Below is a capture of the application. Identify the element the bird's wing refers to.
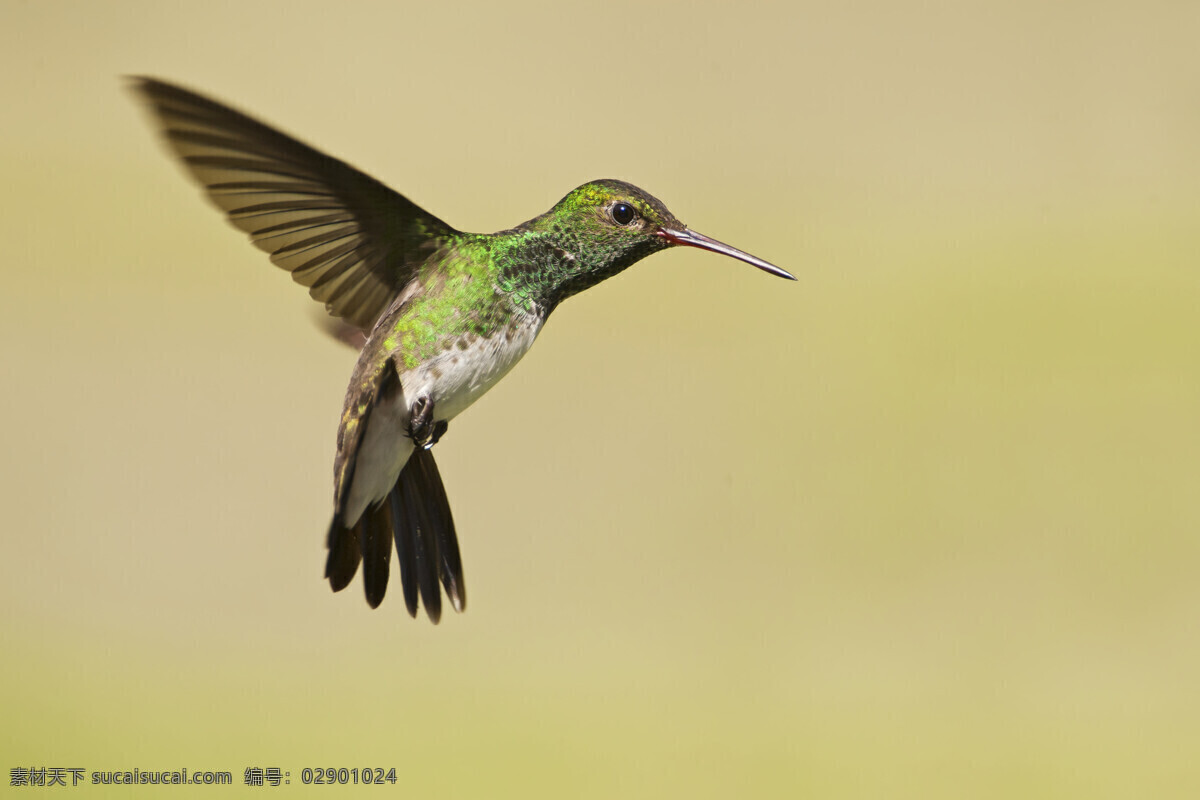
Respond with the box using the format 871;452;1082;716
131;77;459;331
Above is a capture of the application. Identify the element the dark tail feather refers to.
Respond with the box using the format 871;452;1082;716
400;462;442;623
326;446;465;622
324;515;361;592
360;499;393;608
411;448;465;612
388;487;419;618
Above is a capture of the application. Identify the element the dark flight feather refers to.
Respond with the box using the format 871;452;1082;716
388;488;420;618
400;462;443;623
360;499;393;609
411;448;465;612
324;517;361;593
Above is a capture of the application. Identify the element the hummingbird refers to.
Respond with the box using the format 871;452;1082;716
132;77;795;622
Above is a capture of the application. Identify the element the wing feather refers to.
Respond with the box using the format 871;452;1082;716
132;77;460;330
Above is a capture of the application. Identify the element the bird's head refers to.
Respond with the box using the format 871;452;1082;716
511;179;793;309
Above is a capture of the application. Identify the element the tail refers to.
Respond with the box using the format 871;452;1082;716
324;448;465;622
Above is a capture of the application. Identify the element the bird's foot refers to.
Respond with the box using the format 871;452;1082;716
409;396;448;450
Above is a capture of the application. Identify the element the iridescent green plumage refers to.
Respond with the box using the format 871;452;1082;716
133;77;794;622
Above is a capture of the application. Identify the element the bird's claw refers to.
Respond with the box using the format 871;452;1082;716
409;396;447;450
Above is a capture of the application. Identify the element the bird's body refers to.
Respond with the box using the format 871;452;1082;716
334;239;545;528
133;78;794;622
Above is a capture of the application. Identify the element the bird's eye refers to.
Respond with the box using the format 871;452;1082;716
611;202;636;225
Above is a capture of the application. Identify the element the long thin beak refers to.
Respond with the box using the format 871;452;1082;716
657;227;796;281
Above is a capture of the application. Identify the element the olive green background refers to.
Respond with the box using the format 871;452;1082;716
3;1;1198;797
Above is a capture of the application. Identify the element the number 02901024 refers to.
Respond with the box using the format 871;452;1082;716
301;767;397;785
